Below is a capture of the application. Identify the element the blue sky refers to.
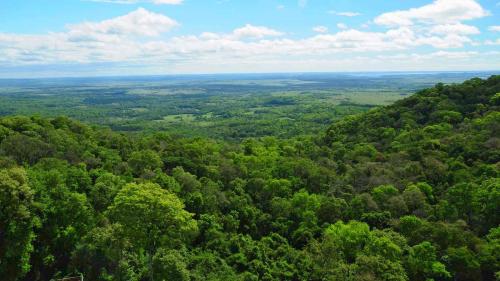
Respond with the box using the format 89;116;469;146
0;0;499;77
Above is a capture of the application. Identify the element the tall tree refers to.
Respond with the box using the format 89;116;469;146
0;168;37;281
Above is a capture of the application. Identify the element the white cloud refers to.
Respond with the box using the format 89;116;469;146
485;39;500;45
87;0;183;4
67;8;178;38
337;23;348;30
232;24;284;39
379;50;478;60
374;0;489;26
277;5;285;10
423;50;478;59
489;26;500;32
429;23;480;35
370;0;485;50
415;34;472;48
312;26;328;33
0;3;497;76
0;19;481;68
328;11;361;17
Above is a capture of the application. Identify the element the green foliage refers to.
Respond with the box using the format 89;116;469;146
0;76;498;280
108;182;198;250
323;221;372;262
407;241;451;280
0;168;37;281
311;221;408;280
152;249;190;281
127;150;162;177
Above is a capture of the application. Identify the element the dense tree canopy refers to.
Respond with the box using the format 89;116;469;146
0;76;499;280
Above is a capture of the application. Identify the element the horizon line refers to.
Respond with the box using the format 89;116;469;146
0;70;498;81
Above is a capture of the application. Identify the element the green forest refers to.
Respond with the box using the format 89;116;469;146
0;73;474;139
1;76;499;281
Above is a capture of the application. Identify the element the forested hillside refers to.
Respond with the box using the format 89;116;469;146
1;76;499;281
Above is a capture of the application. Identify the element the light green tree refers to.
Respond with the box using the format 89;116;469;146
108;182;198;249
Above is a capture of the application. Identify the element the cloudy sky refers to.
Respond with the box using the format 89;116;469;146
0;0;499;78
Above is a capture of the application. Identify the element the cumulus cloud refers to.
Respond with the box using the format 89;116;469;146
0;1;496;75
485;39;500;45
371;0;485;50
378;50;478;61
67;8;178;38
312;26;328;33
232;24;284;39
489;26;500;32
374;0;489;26
429;23;480;35
0;15;482;67
415;34;472;48
337;23;348;30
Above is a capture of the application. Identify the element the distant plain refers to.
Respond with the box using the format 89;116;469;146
0;72;495;139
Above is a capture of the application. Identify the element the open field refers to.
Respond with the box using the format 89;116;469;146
0;72;494;139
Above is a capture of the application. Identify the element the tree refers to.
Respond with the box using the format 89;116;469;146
471;178;499;233
172;167;202;194
478;227;500;280
0;167;37;281
127;150;162;177
312;221;408;281
71;223;144;281
349;193;379;219
444;247;481;281
447;183;475;224
407;241;451;281
26;165;95;281
354;254;408;281
402;185;428;216
0;134;52;165
323;221;371;263
153;249;190;281
107;182;198;280
108;182;198;250
372;185;399;204
89;172;125;213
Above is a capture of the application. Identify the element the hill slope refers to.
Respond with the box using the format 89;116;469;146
0;76;499;281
